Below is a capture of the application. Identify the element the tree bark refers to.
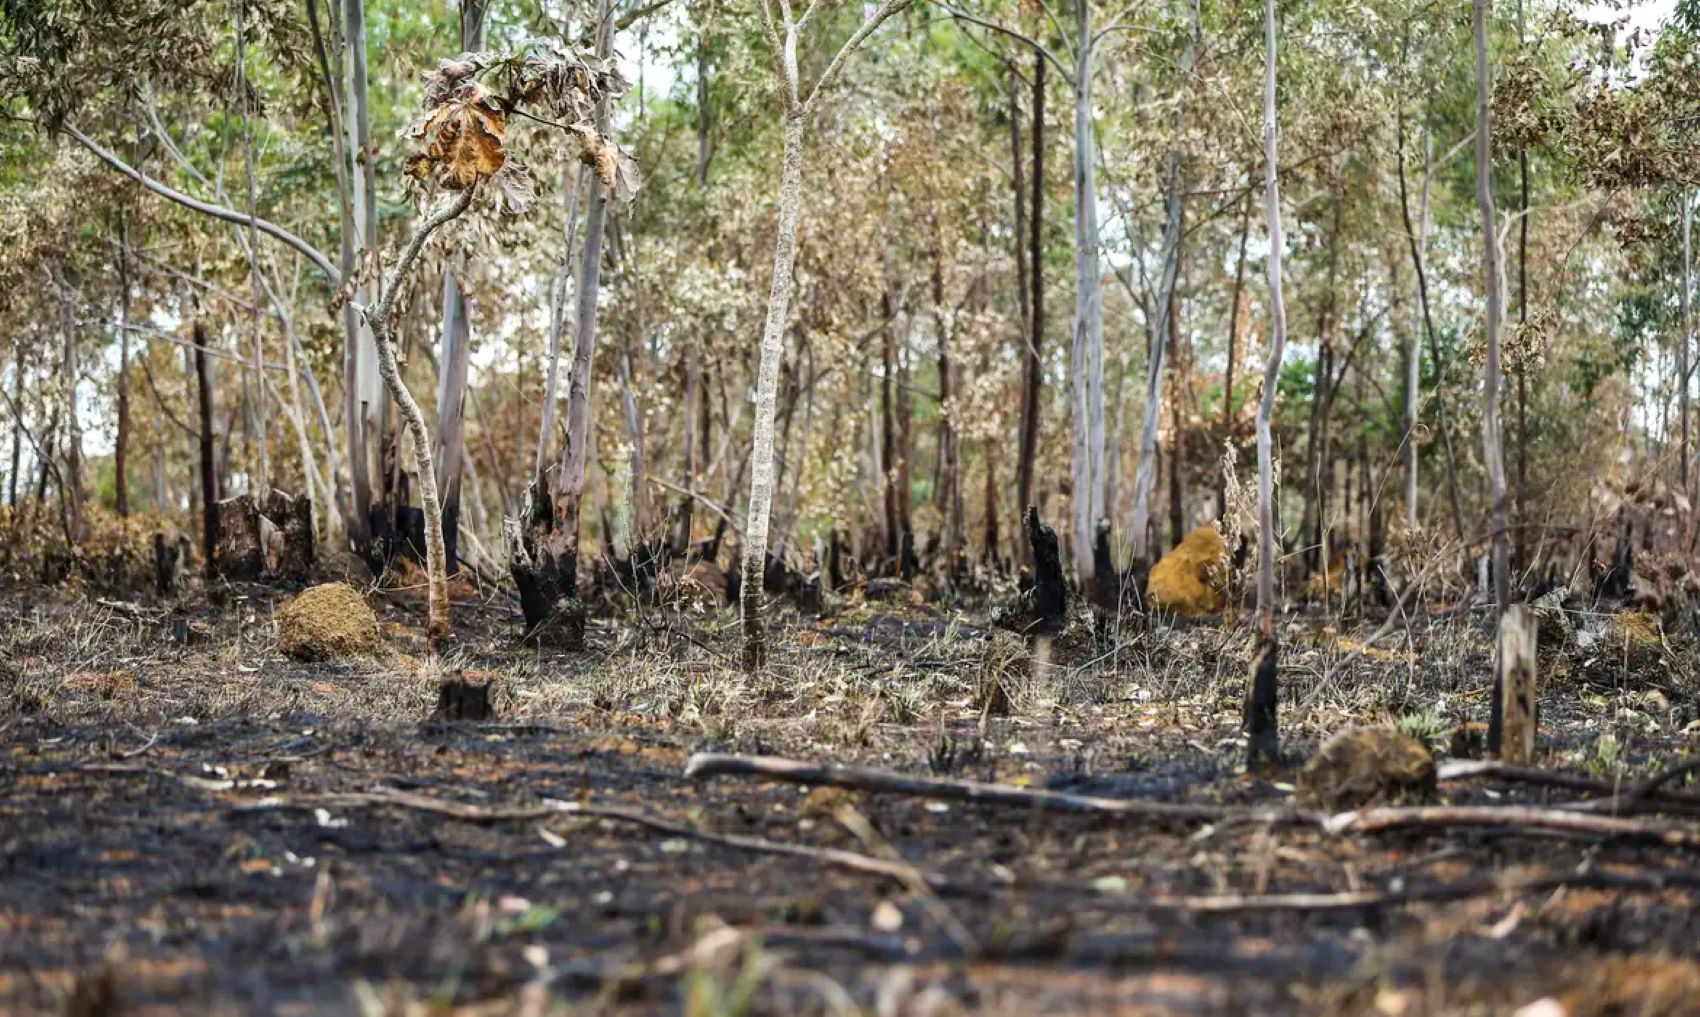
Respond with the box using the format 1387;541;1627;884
344;0;383;542
933;240;964;559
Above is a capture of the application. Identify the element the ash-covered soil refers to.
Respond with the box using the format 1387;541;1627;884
4;582;1700;1015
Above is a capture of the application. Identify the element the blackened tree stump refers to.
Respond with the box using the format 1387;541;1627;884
433;676;495;721
213;495;265;580
265;490;315;581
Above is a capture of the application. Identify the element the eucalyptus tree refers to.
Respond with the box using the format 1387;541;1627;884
739;0;915;670
1247;0;1288;770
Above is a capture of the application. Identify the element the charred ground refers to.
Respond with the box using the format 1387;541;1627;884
3;576;1700;1016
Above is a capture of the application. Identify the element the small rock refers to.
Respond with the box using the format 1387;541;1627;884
274;582;383;662
1298;726;1435;809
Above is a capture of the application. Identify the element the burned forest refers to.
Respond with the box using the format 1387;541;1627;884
6;0;1700;1013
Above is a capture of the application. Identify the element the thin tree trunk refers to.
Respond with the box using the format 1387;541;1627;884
741;111;807;667
537;167;587;481
434;0;488;573
1685;189;1694;503
1130;0;1198;570
554;0;617;605
60;290;84;543
1395;112;1468;544
366;188;477;646
237;0;269;496
115;215;132;517
307;0;357;531
1249;0;1289;769
1069;0;1105;585
344;0;382;536
1514;0;1532;565
881;289;899;561
1300;199;1342;578
1217;191;1251;521
933;240;964;559
194;323;219;575
1016;49;1045;558
1475;0;1509;618
6;348;20;507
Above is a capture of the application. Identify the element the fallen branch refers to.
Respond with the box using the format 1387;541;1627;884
685;752;1311;826
1327;804;1700;846
237;788;989;897
1439;758;1700;816
1081;867;1700;915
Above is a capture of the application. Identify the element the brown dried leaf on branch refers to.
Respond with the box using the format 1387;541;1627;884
405;92;507;190
564;122;640;203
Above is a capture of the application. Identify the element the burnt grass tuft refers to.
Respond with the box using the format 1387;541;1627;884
3;582;1700;1014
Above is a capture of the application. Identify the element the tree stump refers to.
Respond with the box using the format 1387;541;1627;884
1496;604;1539;763
993;507;1068;637
153;532;185;596
264;490;315;581
213;495;265;580
506;478;582;649
433;676;495;721
1245;635;1281;770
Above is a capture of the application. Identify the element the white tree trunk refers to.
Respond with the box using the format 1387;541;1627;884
343;0;383;505
1474;0;1509;616
1256;0;1289;639
741;111;807;669
1129;0;1199;567
1069;0;1105;585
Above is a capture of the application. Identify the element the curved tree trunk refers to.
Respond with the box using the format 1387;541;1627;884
365;187;477;646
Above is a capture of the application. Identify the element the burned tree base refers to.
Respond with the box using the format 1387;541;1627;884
521;598;587;651
264;490;315;581
506;478;582;650
211;492;316;583
432;676;496;722
153;533;188;596
213;496;265;581
993;507;1069;639
1245;635;1282;772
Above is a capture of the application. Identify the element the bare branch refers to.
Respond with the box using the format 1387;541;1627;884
62;123;339;281
928;2;1074;85
370;187;478;322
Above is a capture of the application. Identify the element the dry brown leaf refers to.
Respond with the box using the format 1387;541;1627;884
408;97;507;189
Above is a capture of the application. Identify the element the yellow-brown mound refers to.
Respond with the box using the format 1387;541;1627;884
1298;726;1435;810
1146;524;1230;616
275;582;383;662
